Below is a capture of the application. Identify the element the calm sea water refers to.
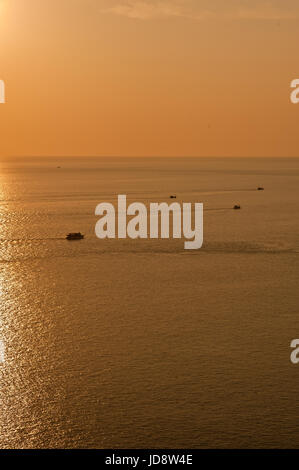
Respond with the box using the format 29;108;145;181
0;157;298;449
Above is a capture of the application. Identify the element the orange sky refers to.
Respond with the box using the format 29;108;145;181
0;0;299;157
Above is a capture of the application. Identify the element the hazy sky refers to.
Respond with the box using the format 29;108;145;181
0;0;299;157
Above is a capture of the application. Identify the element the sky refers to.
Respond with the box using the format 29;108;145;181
0;0;299;157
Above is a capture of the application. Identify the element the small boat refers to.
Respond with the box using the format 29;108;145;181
170;195;177;199
257;187;264;191
233;205;241;210
66;232;84;240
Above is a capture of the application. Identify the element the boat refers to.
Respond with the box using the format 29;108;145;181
257;187;264;191
233;205;241;210
66;232;84;240
170;195;177;199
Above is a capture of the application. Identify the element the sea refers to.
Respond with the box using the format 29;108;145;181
0;156;298;448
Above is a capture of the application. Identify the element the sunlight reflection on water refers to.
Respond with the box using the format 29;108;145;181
0;157;298;448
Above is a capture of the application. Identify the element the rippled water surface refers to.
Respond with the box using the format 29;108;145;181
0;157;298;448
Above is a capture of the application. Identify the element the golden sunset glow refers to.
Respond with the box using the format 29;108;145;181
0;0;299;157
1;1;299;453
